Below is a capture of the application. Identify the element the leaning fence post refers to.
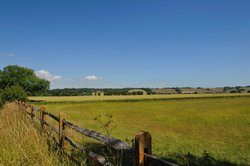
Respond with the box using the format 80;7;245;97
59;112;66;149
40;107;46;133
135;131;152;166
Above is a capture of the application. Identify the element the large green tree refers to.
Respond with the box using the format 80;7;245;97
0;65;50;95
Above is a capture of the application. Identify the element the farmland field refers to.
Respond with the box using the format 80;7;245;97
30;93;250;102
31;94;250;165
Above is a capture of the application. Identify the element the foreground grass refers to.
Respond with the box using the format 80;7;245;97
0;103;72;166
33;96;250;165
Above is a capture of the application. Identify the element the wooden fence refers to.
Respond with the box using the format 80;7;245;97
15;101;178;166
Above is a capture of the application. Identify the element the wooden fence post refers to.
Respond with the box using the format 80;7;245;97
59;112;66;149
135;131;152;166
40;107;46;132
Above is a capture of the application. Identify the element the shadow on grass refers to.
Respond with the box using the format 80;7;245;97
163;151;241;166
82;142;134;166
64;142;242;166
46;138;242;166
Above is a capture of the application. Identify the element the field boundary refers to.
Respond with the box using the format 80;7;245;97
15;100;178;166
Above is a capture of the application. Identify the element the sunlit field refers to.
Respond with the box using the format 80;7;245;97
31;94;250;165
30;93;250;102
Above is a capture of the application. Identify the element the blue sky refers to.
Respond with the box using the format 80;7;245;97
0;0;250;89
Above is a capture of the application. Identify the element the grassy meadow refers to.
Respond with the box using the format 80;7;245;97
31;94;250;165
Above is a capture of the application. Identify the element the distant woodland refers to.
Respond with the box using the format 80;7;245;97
37;86;250;96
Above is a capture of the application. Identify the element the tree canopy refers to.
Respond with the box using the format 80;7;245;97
0;65;50;95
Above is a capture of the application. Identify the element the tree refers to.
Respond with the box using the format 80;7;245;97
235;86;241;93
2;86;27;102
0;65;50;95
175;87;182;94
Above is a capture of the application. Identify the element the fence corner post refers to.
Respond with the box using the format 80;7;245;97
40;107;46;133
59;112;66;149
135;131;152;166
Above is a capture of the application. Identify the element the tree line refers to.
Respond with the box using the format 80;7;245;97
38;88;153;96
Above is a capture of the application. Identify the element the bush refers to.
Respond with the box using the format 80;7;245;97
230;90;237;93
0;91;5;107
2;86;27;102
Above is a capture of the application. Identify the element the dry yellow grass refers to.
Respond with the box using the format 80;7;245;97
0;103;73;166
29;93;250;102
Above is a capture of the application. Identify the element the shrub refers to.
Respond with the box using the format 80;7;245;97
230;90;237;93
0;91;5;107
2;86;27;102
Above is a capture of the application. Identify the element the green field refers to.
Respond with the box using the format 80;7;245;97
31;95;250;165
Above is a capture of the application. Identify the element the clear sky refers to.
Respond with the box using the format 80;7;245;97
0;0;250;89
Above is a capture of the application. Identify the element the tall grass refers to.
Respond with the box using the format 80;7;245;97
0;103;72;166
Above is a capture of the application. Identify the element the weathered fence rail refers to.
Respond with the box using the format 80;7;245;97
16;100;179;166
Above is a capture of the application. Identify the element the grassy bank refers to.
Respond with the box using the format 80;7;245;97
0;103;72;166
33;96;250;165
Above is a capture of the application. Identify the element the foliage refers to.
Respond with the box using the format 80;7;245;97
0;90;5;107
37;88;152;96
175;87;182;94
34;86;250;96
0;65;49;95
46;88;91;96
2;86;27;102
223;86;250;93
